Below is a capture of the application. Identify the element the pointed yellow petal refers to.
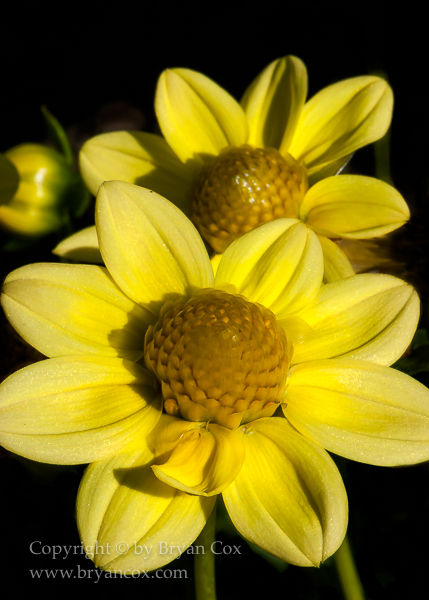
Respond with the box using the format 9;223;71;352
241;56;307;152
286;359;429;466
289;76;393;175
0;356;161;464
147;413;202;453
300;176;410;238
53;226;103;263
215;220;323;318
223;417;347;566
317;235;355;283
96;182;214;311
156;68;247;163
292;274;419;365
77;448;215;572
152;423;244;496
79;131;195;213
2;263;153;360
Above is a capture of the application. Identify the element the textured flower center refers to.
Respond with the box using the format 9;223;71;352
192;145;308;253
144;289;292;429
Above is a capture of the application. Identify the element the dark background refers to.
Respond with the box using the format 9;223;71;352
1;2;428;597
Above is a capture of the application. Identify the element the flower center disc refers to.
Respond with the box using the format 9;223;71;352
144;289;292;429
192;145;308;253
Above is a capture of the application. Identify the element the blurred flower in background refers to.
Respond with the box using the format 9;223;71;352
0;108;89;247
0;144;85;236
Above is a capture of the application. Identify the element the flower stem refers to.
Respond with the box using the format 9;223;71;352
194;503;217;600
334;534;365;600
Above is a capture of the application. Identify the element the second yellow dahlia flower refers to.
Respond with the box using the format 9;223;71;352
1;182;427;572
74;56;409;280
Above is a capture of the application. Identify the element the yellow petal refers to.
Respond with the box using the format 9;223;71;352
292;274;419;365
53;225;103;263
286;359;429;466
317;235;355;283
277;315;316;348
223;417;347;566
210;253;223;277
152;422;245;496
79;131;195;213
289;76;393;175
241;56;307;152
96;181;214;311
2;263;153;360
156;68;247;164
300;176;410;238
77;448;215;572
0;356;161;464
215;220;323;319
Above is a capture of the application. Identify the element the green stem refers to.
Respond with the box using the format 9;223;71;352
334;534;365;600
194;503;217;600
41;105;74;165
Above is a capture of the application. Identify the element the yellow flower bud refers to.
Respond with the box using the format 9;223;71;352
0;144;75;236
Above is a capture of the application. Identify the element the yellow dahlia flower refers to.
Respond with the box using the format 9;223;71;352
75;56;409;280
1;181;428;573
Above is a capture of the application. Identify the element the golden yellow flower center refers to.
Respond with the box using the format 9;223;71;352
192;145;308;253
144;289;292;430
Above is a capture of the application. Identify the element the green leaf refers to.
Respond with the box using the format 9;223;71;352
41;106;74;165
